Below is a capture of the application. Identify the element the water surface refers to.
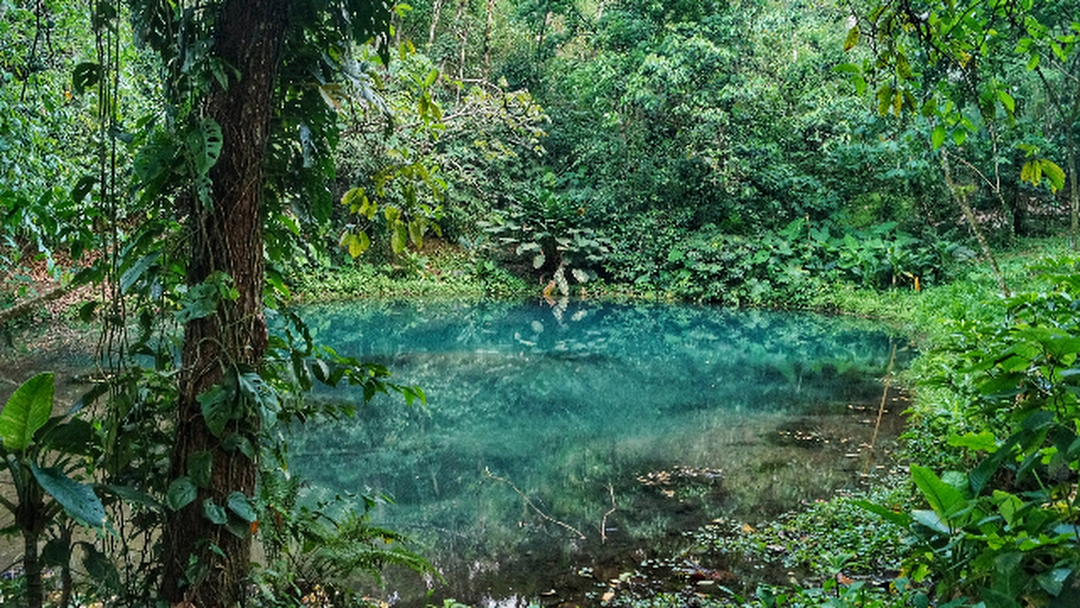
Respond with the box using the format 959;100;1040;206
286;300;906;605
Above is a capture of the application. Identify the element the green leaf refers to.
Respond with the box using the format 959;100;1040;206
953;128;967;146
896;52;912;79
192;118;223;177
72;62;102;95
948;431;998;452
1051;42;1067;62
911;509;950;534
1036;568;1072;596
911;465;967;521
203;499;227;525
996;90;1015;114
29;462;106;527
409;219;424;249
970;434;1020;496
532;253;546;269
120;251;162;295
222;433;255;459
41;537;72;568
0;372;55;451
71;175;99;205
227;492;257;522
931;125;946;150
853;499;912;526
41;418;96;455
198;383;238;437
187;450;213;488
391;222;407;254
166;477;197;511
423;68;439;88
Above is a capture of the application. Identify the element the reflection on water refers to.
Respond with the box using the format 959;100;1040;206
285;300;908;606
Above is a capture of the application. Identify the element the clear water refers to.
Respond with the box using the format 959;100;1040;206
285;300;907;605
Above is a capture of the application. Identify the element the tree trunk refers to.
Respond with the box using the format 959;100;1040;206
428;0;444;49
1070;146;1078;250
23;527;42;608
159;1;289;605
942;150;1009;297
483;0;496;76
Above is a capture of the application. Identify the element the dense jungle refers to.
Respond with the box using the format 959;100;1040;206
1;0;1080;606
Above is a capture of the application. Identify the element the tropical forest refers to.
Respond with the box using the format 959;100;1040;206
1;0;1079;606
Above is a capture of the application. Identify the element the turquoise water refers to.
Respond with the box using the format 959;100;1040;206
285;300;906;605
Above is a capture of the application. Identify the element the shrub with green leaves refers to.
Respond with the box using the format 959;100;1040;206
860;255;1080;605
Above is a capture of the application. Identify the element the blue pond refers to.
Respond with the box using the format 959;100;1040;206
285;299;908;605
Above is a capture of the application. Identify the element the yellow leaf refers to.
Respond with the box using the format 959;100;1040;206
408;218;424;249
844;26;860;51
1040;159;1065;193
392;223;407;254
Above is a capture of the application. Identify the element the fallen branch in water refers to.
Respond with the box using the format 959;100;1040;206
863;343;898;476
484;467;586;540
601;483;616;543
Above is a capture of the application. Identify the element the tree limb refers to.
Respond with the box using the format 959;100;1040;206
0;284;73;326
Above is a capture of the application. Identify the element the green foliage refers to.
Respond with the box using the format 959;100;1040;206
856;253;1080;605
480;184;610;294
644;219;951;306
0;372;106;608
250;469;433;607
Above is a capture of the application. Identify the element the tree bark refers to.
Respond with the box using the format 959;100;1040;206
1070;147;1078;250
159;1;289;605
428;0;444;49
483;0;496;76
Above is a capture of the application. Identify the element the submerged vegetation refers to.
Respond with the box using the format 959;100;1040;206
1;0;1079;606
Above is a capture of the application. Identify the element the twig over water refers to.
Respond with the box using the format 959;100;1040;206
484;467;587;540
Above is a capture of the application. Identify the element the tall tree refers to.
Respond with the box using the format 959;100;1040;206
122;1;392;605
158;1;289;604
